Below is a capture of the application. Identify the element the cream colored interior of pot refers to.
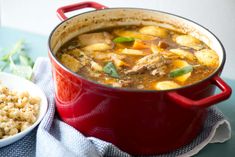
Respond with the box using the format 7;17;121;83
50;8;224;65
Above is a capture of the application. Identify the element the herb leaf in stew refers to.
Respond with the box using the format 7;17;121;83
103;62;120;78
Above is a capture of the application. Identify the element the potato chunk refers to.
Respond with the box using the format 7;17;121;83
83;43;112;52
61;54;81;72
171;60;192;82
195;49;219;67
78;32;112;47
121;48;146;56
155;81;180;90
66;48;83;59
109;54;129;68
113;30;156;40
170;49;196;61
139;26;169;38
175;35;203;50
90;61;103;72
150;44;164;54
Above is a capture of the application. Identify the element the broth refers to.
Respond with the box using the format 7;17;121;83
56;25;219;90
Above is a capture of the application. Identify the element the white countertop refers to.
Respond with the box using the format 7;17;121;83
0;0;235;80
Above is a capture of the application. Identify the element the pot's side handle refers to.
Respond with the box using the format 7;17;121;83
57;1;108;21
167;76;232;108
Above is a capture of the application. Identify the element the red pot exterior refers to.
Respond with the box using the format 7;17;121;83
49;53;217;155
49;3;232;155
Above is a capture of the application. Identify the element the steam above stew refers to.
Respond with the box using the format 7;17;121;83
57;25;219;90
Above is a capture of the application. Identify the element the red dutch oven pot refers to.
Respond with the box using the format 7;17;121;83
48;1;232;155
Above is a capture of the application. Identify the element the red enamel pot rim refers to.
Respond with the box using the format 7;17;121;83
49;7;224;92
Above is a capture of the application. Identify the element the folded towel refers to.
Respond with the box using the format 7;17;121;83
0;57;231;157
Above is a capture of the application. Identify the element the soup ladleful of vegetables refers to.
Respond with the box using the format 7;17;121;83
57;25;219;90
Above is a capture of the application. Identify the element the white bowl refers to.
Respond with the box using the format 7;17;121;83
0;72;48;148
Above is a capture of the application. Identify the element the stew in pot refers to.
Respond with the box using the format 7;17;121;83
56;25;219;90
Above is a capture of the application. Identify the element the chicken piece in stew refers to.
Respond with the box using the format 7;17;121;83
57;25;219;90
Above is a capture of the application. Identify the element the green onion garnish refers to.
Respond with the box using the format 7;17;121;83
113;37;135;43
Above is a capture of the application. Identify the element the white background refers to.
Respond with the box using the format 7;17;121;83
0;0;235;79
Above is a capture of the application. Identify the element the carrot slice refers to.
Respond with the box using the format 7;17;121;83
133;40;149;49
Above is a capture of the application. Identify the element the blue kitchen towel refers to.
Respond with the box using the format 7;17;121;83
0;57;231;157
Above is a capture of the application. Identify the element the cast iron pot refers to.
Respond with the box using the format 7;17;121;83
48;1;232;155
